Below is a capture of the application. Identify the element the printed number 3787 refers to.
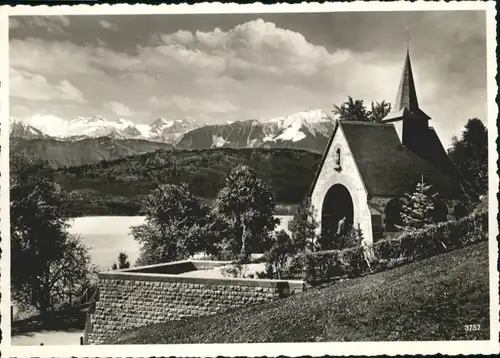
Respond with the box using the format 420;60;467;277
465;324;481;331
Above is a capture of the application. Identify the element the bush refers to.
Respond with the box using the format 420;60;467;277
316;224;363;251
373;211;487;262
263;230;296;279
294;212;487;284
290;246;368;284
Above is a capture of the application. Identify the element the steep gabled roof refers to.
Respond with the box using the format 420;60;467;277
383;50;431;122
339;121;462;198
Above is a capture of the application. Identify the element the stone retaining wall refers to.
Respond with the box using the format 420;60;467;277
86;260;305;344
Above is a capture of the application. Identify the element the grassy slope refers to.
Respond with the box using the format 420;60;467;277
112;242;489;343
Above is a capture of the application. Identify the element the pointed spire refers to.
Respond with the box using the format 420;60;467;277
382;35;431;123
394;49;420;112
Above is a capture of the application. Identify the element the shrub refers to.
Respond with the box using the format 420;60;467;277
290;246;368;284
374;211;487;262
316;223;363;251
220;262;249;278
294;212;487;284
256;262;275;279
264;230;296;279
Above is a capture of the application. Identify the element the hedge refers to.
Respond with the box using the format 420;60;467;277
292;211;488;284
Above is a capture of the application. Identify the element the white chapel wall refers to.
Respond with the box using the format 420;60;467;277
310;125;374;244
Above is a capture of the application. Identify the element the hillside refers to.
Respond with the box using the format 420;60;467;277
111;241;489;343
54;148;322;216
10;137;174;168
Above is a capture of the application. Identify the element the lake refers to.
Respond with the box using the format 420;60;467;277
69;215;293;269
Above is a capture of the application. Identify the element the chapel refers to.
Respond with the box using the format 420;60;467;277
309;46;465;244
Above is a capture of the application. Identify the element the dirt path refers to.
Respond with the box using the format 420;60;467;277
12;329;84;346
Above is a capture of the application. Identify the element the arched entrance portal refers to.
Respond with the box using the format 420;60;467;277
321;184;354;238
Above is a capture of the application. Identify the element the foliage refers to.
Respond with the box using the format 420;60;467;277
10;153;96;312
220;262;249;278
374;211;487;263
316;223;362;251
333;97;392;123
295;211;486;284
447;118;488;203
333;96;370;122
368;100;392;122
256;262;275;279
132;183;211;265
287;197;318;251
53;148;320;216
112;252;131;270
397;178;438;232
264;230;296;279
212;165;279;261
290;246;368;283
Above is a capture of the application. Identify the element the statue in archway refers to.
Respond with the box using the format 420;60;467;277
336;216;347;235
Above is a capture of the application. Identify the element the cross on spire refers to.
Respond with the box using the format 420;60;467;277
405;26;410;52
381;28;431;123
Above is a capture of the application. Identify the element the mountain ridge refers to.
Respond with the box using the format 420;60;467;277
10;109;335;166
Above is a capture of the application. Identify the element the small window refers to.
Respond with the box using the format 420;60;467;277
334;148;341;171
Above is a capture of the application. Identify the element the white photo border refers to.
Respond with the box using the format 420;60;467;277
0;1;498;356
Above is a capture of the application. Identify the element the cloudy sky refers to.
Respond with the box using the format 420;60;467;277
9;10;487;148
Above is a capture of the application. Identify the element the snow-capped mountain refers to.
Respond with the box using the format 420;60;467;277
148;117;201;143
9;117;50;139
12;115;202;144
177;110;336;153
11;109;335;154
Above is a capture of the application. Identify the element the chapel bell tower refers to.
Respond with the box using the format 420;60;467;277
382;37;432;156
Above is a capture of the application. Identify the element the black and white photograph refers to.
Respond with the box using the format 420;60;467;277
1;2;498;356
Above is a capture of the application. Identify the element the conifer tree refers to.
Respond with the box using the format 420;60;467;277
397;177;438;232
288;197;318;251
112;252;131;270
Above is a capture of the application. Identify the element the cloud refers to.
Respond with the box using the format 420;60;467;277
148;95;239;114
20;16;71;35
9;18;21;29
56;80;86;103
9;16;486;143
10;69;85;103
10;19;354;88
104;101;135;117
99;20;119;32
150;18;352;79
172;96;240;113
147;96;167;107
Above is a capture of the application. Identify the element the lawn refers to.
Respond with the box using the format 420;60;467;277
111;241;489;344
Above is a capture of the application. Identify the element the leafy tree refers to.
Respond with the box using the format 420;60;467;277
264;230;295;279
333;96;370;122
132;183;209;265
368;100;392;122
212;165;279;261
447;118;488;203
396;178;438;232
10;153;96;313
47;235;97;309
288;197;318;251
112;252;131;270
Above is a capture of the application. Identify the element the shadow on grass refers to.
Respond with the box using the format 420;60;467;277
12;305;87;336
